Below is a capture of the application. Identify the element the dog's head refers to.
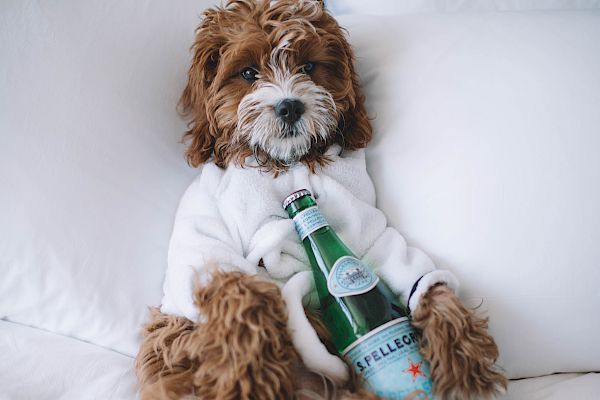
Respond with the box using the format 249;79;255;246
180;0;371;173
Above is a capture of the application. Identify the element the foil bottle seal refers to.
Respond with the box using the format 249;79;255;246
282;189;312;210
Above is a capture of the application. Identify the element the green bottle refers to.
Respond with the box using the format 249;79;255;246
283;189;434;400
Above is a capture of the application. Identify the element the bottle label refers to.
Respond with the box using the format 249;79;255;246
327;256;380;297
293;206;329;240
343;318;434;400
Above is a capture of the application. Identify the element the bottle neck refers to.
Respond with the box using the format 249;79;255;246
285;195;317;218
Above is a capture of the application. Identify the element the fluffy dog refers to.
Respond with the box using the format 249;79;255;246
136;1;507;399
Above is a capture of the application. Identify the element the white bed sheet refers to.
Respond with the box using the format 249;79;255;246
505;372;600;400
1;320;599;400
0;321;138;400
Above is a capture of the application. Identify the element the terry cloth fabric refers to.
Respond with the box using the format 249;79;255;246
160;144;458;382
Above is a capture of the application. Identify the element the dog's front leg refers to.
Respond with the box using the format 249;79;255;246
136;270;298;400
411;284;507;400
188;270;298;400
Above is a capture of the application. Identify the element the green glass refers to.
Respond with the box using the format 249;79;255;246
284;192;408;353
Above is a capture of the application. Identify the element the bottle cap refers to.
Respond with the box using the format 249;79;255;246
282;189;312;210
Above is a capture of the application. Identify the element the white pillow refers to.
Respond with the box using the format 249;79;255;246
0;0;219;356
339;10;600;379
327;0;600;15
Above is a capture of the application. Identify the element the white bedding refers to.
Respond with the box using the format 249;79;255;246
2;0;600;398
1;321;598;400
326;0;600;15
0;321;137;400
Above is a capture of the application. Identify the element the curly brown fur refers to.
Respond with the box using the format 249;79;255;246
411;284;508;400
136;308;197;400
136;271;298;399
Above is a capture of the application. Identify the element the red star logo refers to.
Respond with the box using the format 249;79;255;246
403;358;426;381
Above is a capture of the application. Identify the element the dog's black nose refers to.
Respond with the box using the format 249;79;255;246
275;99;305;124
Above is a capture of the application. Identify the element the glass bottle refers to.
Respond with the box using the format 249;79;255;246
283;189;434;400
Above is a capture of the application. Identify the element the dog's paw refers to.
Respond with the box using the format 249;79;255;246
136;308;198;400
411;284;507;400
190;270;299;400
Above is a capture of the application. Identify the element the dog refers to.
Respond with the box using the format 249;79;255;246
135;1;507;399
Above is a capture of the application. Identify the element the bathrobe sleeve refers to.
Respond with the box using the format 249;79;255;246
362;227;459;315
160;165;258;321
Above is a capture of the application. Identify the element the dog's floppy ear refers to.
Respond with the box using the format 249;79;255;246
178;8;223;168
336;34;372;151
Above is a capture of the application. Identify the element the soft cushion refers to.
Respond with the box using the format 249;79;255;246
339;11;600;378
0;321;137;400
505;372;600;399
0;0;218;356
326;0;600;15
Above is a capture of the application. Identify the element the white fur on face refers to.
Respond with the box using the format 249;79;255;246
236;67;337;164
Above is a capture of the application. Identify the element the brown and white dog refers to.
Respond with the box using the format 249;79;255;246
135;1;507;399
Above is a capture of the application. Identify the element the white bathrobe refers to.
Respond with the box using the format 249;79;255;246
161;144;458;382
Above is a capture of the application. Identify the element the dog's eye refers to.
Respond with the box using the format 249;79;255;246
241;67;259;82
300;62;315;74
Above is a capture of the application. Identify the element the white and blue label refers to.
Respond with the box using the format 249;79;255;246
327;256;379;297
343;318;434;400
293;206;329;240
